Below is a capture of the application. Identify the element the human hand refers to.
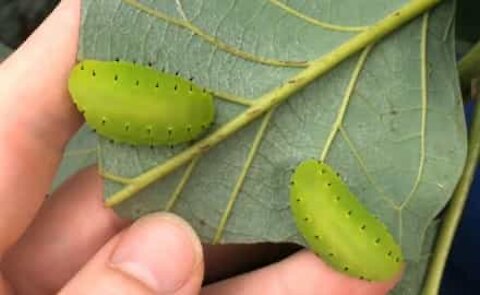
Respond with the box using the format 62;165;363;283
0;0;402;294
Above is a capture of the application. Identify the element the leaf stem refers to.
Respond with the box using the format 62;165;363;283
422;101;480;295
458;41;480;97
105;0;441;207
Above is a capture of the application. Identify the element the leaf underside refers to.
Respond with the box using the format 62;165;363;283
77;0;466;292
52;126;97;190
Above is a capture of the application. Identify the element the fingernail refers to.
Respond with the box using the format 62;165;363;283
110;213;202;293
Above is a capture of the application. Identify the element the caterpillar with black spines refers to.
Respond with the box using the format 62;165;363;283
290;159;404;281
68;59;215;146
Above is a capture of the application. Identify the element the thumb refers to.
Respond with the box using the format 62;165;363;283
60;213;204;295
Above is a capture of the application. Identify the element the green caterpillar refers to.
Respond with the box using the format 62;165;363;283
290;159;404;281
68;59;215;146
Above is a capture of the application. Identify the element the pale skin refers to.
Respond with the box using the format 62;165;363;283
0;0;402;294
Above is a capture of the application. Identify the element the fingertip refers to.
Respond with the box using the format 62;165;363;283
281;251;402;295
203;249;402;295
61;213;204;294
109;213;203;293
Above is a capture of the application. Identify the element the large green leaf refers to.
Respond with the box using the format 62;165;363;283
78;0;466;281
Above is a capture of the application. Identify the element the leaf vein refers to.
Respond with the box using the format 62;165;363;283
399;13;429;211
398;13;430;247
63;148;97;157
267;0;368;32
164;157;200;211
213;90;254;106
339;127;396;208
122;0;308;68
212;110;275;244
320;45;373;160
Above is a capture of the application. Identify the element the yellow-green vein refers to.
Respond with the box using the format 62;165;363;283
320;45;372;161
105;0;440;207
339;127;396;207
97;141;133;184
174;0;188;21
442;1;455;42
122;0;308;68
397;13;429;249
268;0;368;32
63;148;97;157
213;90;254;106
101;170;135;185
399;13;429;211
212;110;275;244
164;157;200;211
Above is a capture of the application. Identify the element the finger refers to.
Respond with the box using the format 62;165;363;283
60;213;204;295
0;0;81;148
0;0;81;255
202;250;401;295
1;166;129;294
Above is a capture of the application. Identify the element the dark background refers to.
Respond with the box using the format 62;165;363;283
0;0;59;48
0;1;478;294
